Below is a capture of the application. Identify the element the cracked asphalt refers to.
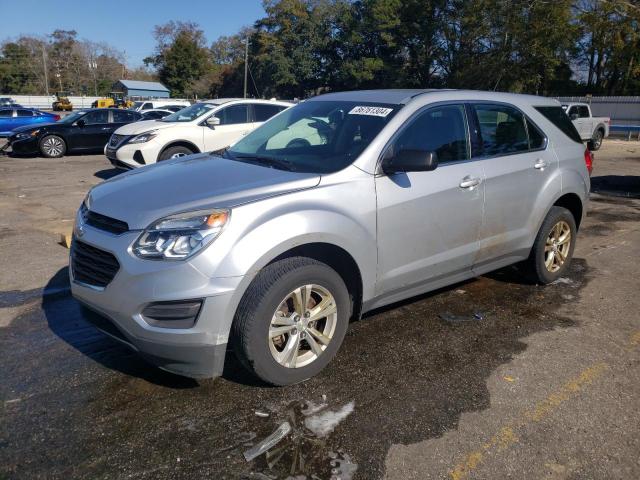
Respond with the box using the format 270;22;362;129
1;140;639;479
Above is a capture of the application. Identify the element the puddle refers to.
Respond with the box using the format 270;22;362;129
242;398;358;479
2;260;593;479
591;175;640;199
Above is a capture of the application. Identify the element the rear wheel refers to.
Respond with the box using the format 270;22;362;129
158;145;193;161
523;206;577;284
588;129;604;151
231;257;350;386
39;135;66;158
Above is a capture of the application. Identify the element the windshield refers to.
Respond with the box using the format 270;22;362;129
58;111;85;124
161;103;216;122
226;100;399;173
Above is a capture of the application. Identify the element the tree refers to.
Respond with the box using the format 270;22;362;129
144;21;211;97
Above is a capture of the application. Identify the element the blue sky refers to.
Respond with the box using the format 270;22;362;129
0;0;265;66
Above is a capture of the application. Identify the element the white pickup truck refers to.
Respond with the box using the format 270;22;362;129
561;103;610;151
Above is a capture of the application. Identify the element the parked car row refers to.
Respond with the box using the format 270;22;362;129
3;109;142;157
70;89;593;386
105;98;292;168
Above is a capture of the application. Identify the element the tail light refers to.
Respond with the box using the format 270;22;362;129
584;148;593;176
53;114;61;121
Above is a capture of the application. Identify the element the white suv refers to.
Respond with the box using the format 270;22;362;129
105;99;293;169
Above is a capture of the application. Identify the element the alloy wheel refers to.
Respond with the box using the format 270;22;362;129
544;220;571;272
43;137;63;156
170;152;187;159
268;284;338;368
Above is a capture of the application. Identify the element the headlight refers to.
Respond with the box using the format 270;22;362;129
133;209;230;260
128;130;157;144
16;129;39;139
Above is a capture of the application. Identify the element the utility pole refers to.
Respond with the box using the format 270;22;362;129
41;47;49;97
243;38;249;99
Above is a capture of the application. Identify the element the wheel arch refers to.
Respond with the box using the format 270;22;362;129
269;242;364;322
553;193;584;229
157;140;201;161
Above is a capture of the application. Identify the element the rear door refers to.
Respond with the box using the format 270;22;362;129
202;104;251;151
15;109;35;129
375;103;485;296
0;109;16;134
73;110;110;150
469;102;555;269
578;105;593;138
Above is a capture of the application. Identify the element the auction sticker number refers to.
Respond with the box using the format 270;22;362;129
348;106;393;117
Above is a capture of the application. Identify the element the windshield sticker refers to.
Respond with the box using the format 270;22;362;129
348;106;393;117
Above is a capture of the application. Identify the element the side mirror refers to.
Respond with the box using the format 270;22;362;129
206;116;221;128
570;113;578;121
76;119;86;128
382;149;438;174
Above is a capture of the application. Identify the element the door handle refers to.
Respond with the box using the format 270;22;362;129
534;159;549;170
101;127;112;131
459;176;481;189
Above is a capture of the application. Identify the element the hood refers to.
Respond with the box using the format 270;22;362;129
12;123;57;134
114;119;180;135
87;154;321;229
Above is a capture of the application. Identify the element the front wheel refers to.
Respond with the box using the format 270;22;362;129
39;135;66;158
588;129;604;151
523;206;577;284
231;257;350;386
158;145;193;161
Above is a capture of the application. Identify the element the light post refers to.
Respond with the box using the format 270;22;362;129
88;60;98;96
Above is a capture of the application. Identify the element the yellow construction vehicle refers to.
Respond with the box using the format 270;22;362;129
92;92;134;109
52;92;73;111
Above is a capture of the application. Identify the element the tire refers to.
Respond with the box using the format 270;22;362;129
231;257;351;386
588;129;604;151
39;135;66;158
158;145;193;161
523;206;577;284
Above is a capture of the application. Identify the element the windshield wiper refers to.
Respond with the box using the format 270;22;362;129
230;154;296;171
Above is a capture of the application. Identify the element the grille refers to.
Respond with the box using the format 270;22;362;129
108;134;128;148
81;203;129;235
71;239;120;288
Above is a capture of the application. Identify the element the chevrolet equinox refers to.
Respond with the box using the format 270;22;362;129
71;89;591;385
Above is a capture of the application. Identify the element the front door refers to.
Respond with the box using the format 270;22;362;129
73;110;111;150
203;104;252;152
375;104;484;298
470;102;557;267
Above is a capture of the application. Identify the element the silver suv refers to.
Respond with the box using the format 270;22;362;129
71;89;591;385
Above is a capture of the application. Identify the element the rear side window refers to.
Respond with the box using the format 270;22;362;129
578;106;590;118
473;104;529;156
391;104;469;164
534;106;583;144
0;110;12;117
217;104;249;125
142;102;153;110
17;110;34;117
83;110;109;125
112;110;137;123
253;104;286;122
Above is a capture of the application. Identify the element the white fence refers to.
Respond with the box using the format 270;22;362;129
1;95;102;110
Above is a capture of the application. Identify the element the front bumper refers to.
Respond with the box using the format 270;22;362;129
70;223;243;379
4;135;40;155
105;140;161;169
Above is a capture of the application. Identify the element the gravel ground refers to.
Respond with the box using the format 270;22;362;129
0;139;639;479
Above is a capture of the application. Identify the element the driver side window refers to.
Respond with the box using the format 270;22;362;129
390;104;469;164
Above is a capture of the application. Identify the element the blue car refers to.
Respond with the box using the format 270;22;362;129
0;107;60;137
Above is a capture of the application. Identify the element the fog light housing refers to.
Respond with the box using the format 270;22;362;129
141;299;203;329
